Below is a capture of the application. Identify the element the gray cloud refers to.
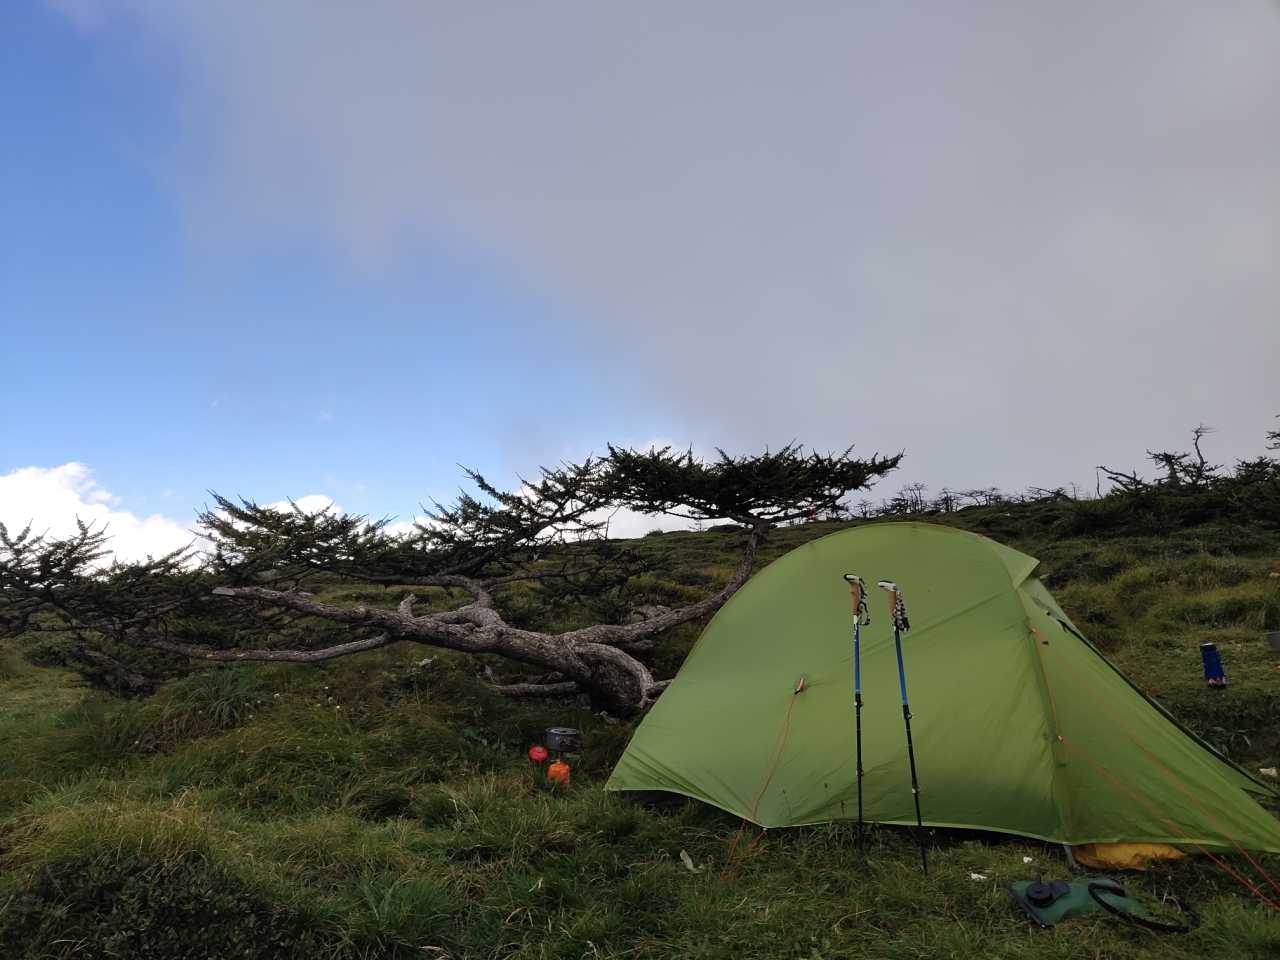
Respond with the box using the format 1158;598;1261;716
97;1;1280;492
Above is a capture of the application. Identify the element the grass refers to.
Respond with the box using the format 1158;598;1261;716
1;511;1279;957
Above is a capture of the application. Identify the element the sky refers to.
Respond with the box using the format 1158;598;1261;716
3;1;1279;559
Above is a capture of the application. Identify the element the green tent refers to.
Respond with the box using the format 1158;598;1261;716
607;522;1280;853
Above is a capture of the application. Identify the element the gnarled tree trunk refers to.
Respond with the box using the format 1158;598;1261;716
145;523;765;714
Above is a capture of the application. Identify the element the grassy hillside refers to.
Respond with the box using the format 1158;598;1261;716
1;508;1278;958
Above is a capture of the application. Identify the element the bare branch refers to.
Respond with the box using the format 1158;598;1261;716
146;633;398;663
208;584;492;650
559;522;765;648
347;574;495;607
492;680;582;698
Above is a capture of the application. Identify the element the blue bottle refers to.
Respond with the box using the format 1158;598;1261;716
1199;642;1226;689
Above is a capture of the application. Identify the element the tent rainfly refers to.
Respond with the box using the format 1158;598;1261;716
606;522;1280;856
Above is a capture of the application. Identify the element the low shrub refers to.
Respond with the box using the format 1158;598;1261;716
0;854;333;959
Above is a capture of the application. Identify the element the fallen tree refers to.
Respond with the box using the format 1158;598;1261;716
0;444;899;713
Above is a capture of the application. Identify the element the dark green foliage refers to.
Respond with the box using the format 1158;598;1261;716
409;787;456;825
199;492;394;585
1264;601;1280;633
861;423;1280;541
403;458;611;576
75;666;277;757
604;442;901;525
1055;588;1123;649
0;855;333;959
1173;684;1280;760
19;636;79;670
0;519;202;635
348;874;454;948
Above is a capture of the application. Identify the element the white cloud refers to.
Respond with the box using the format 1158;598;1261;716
0;463;195;563
383;515;436;539
596;507;695;541
263;494;339;516
0;467;354;566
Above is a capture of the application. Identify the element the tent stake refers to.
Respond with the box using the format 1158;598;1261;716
879;579;928;874
842;574;869;855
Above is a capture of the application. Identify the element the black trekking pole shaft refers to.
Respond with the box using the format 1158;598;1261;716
855;628;865;855
900;694;927;873
856;688;864;854
881;581;927;874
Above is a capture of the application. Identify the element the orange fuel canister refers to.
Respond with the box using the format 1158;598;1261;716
546;759;570;790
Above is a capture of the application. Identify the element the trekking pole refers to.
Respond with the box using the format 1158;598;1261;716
877;580;927;874
842;574;870;855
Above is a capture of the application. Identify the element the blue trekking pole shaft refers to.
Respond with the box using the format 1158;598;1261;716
855;619;862;700
880;580;928;874
843;574;867;855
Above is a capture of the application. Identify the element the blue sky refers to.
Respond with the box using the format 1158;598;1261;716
2;2;677;533
3;2;1278;557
